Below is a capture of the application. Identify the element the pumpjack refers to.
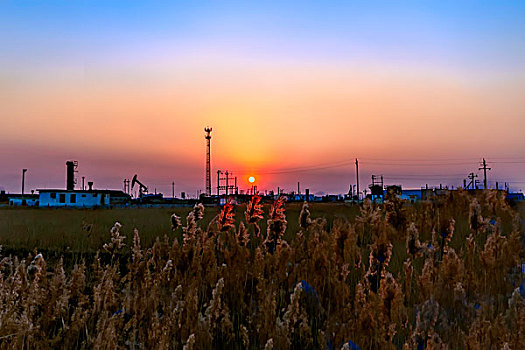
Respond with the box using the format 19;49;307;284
131;174;148;197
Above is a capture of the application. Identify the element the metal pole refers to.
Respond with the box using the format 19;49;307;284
217;170;221;196
479;158;491;189
225;171;229;196
204;127;212;196
22;169;27;196
355;158;359;200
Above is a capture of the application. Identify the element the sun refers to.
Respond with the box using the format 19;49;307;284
248;176;255;184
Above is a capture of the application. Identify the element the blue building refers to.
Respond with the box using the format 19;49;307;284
399;189;422;203
507;192;524;202
7;194;39;207
38;189;130;208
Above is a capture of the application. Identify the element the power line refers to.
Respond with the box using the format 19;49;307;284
360;161;478;166
360;157;476;162
491;161;525;164
361;156;525;161
229;156;525;177
231;160;354;175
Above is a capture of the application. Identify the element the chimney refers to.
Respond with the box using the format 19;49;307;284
88;182;93;191
66;161;76;191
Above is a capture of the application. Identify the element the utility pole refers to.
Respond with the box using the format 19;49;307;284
172;182;175;198
82;176;85;191
355;158;359;200
467;172;477;190
21;169;27;196
478;158;491;189
225;171;229;196
217;170;221;196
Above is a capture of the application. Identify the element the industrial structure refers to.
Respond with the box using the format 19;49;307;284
131;174;148;197
37;161;130;208
1;136;523;207
216;170;238;196
204;127;212;196
369;175;384;201
66;161;78;190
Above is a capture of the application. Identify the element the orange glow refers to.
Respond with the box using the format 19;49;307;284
2;58;524;195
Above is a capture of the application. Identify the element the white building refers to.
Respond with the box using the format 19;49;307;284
38;189;130;208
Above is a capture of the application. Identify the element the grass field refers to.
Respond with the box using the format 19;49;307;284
0;203;361;253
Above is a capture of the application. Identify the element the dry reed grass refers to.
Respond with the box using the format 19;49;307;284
0;190;523;349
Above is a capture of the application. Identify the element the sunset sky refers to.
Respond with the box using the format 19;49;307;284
2;1;525;196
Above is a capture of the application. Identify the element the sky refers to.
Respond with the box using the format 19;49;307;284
1;1;525;196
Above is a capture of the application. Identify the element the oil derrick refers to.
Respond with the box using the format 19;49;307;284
204;127;212;196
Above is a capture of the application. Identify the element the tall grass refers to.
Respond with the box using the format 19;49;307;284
0;190;523;349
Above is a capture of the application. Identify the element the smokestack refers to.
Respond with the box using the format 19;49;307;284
88;182;93;191
66;161;76;191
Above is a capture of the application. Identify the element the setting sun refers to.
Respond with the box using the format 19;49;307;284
248;176;256;184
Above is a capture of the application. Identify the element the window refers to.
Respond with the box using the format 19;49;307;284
82;194;86;198
70;194;76;203
59;194;65;203
93;193;97;198
50;193;56;199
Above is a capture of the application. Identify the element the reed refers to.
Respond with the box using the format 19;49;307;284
0;191;523;349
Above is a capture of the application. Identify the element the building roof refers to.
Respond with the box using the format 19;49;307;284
37;189;130;196
6;194;39;199
401;189;422;194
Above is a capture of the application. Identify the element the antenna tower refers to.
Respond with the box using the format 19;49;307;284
204;127;212;196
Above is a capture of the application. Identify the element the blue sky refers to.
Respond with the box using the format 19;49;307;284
3;1;524;69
